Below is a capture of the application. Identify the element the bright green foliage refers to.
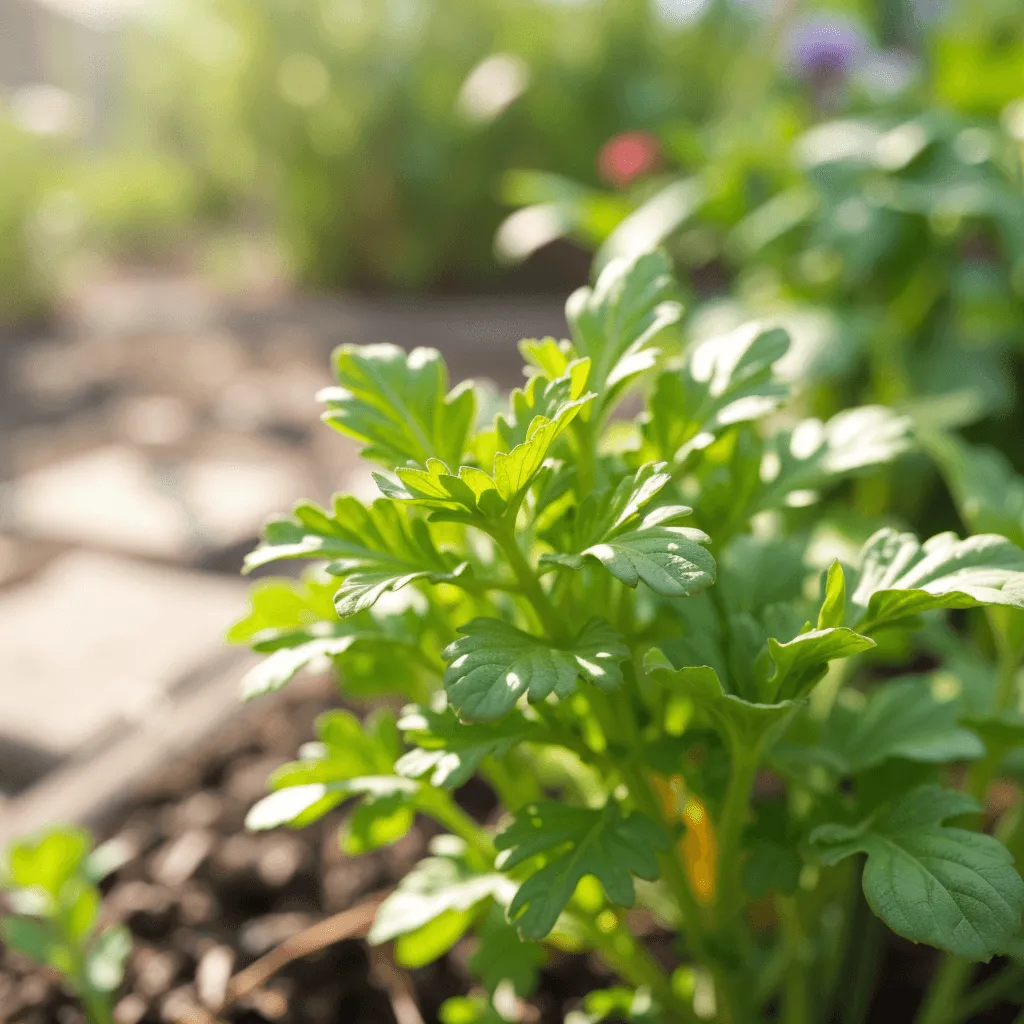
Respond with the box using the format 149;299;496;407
233;250;1024;1022
1;828;131;1024
495;802;668;940
812;786;1024;960
850;529;1024;632
320;344;476;469
369;837;514;968
444;618;630;721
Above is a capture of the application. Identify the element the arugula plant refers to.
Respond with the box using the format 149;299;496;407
1;827;131;1024
235;250;1024;1024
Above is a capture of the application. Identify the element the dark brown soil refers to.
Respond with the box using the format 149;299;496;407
0;678;614;1024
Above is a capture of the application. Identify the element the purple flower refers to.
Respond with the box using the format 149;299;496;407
787;14;869;79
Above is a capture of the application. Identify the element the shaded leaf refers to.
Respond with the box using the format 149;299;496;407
397;705;540;788
812;785;1024;960
444;618;630;721
0;917;56;967
468;907;545;997
643;322;790;464
756;406;913;512
823;679;985;773
644;650;797;750
496;801;668;940
763;627;875;703
925;432;1024;546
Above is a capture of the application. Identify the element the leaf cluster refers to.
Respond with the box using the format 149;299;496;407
233;250;1024;1022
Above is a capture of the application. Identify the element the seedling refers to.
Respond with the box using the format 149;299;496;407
1;827;131;1024
235;250;1024;1023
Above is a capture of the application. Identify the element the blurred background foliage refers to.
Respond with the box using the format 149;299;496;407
1;0;1022;362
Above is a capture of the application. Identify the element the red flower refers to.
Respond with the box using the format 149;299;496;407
597;131;661;188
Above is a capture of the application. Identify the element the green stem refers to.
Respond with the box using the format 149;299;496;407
916;960;974;1024
950;962;1024;1024
573;911;697;1024
79;988;115;1024
715;746;759;930
841;893;883;1024
489;523;566;641
417;788;495;866
917;624;1022;1024
778;896;812;1024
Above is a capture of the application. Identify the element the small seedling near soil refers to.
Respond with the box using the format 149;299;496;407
1;827;131;1024
235;250;1024;1023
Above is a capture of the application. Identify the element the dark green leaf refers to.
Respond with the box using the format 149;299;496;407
468;907;545;997
812;785;1024;960
496;802;668;939
823;679;985;773
0;917;57;967
443;618;630;721
924;432;1024;546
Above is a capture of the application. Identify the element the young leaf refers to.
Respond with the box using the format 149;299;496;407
822;679;985;773
244;497;465;616
543;511;715;599
0;917;57;967
756;406;913;511
570;986;662;1024
850;528;1024;632
5;829;90;900
368;837;514;966
86;924;132;992
566;250;682;414
396;705;540;788
763;627;875;703
377;459;508;519
644;650;797;749
246;711;418;853
443;618;630;721
817;560;847;629
319;343;475;468
495;801;668;939
491;394;593;502
812;786;1024;960
643;322;790;463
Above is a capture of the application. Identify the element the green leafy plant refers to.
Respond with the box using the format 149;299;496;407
235;250;1024;1022
1;827;131;1024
